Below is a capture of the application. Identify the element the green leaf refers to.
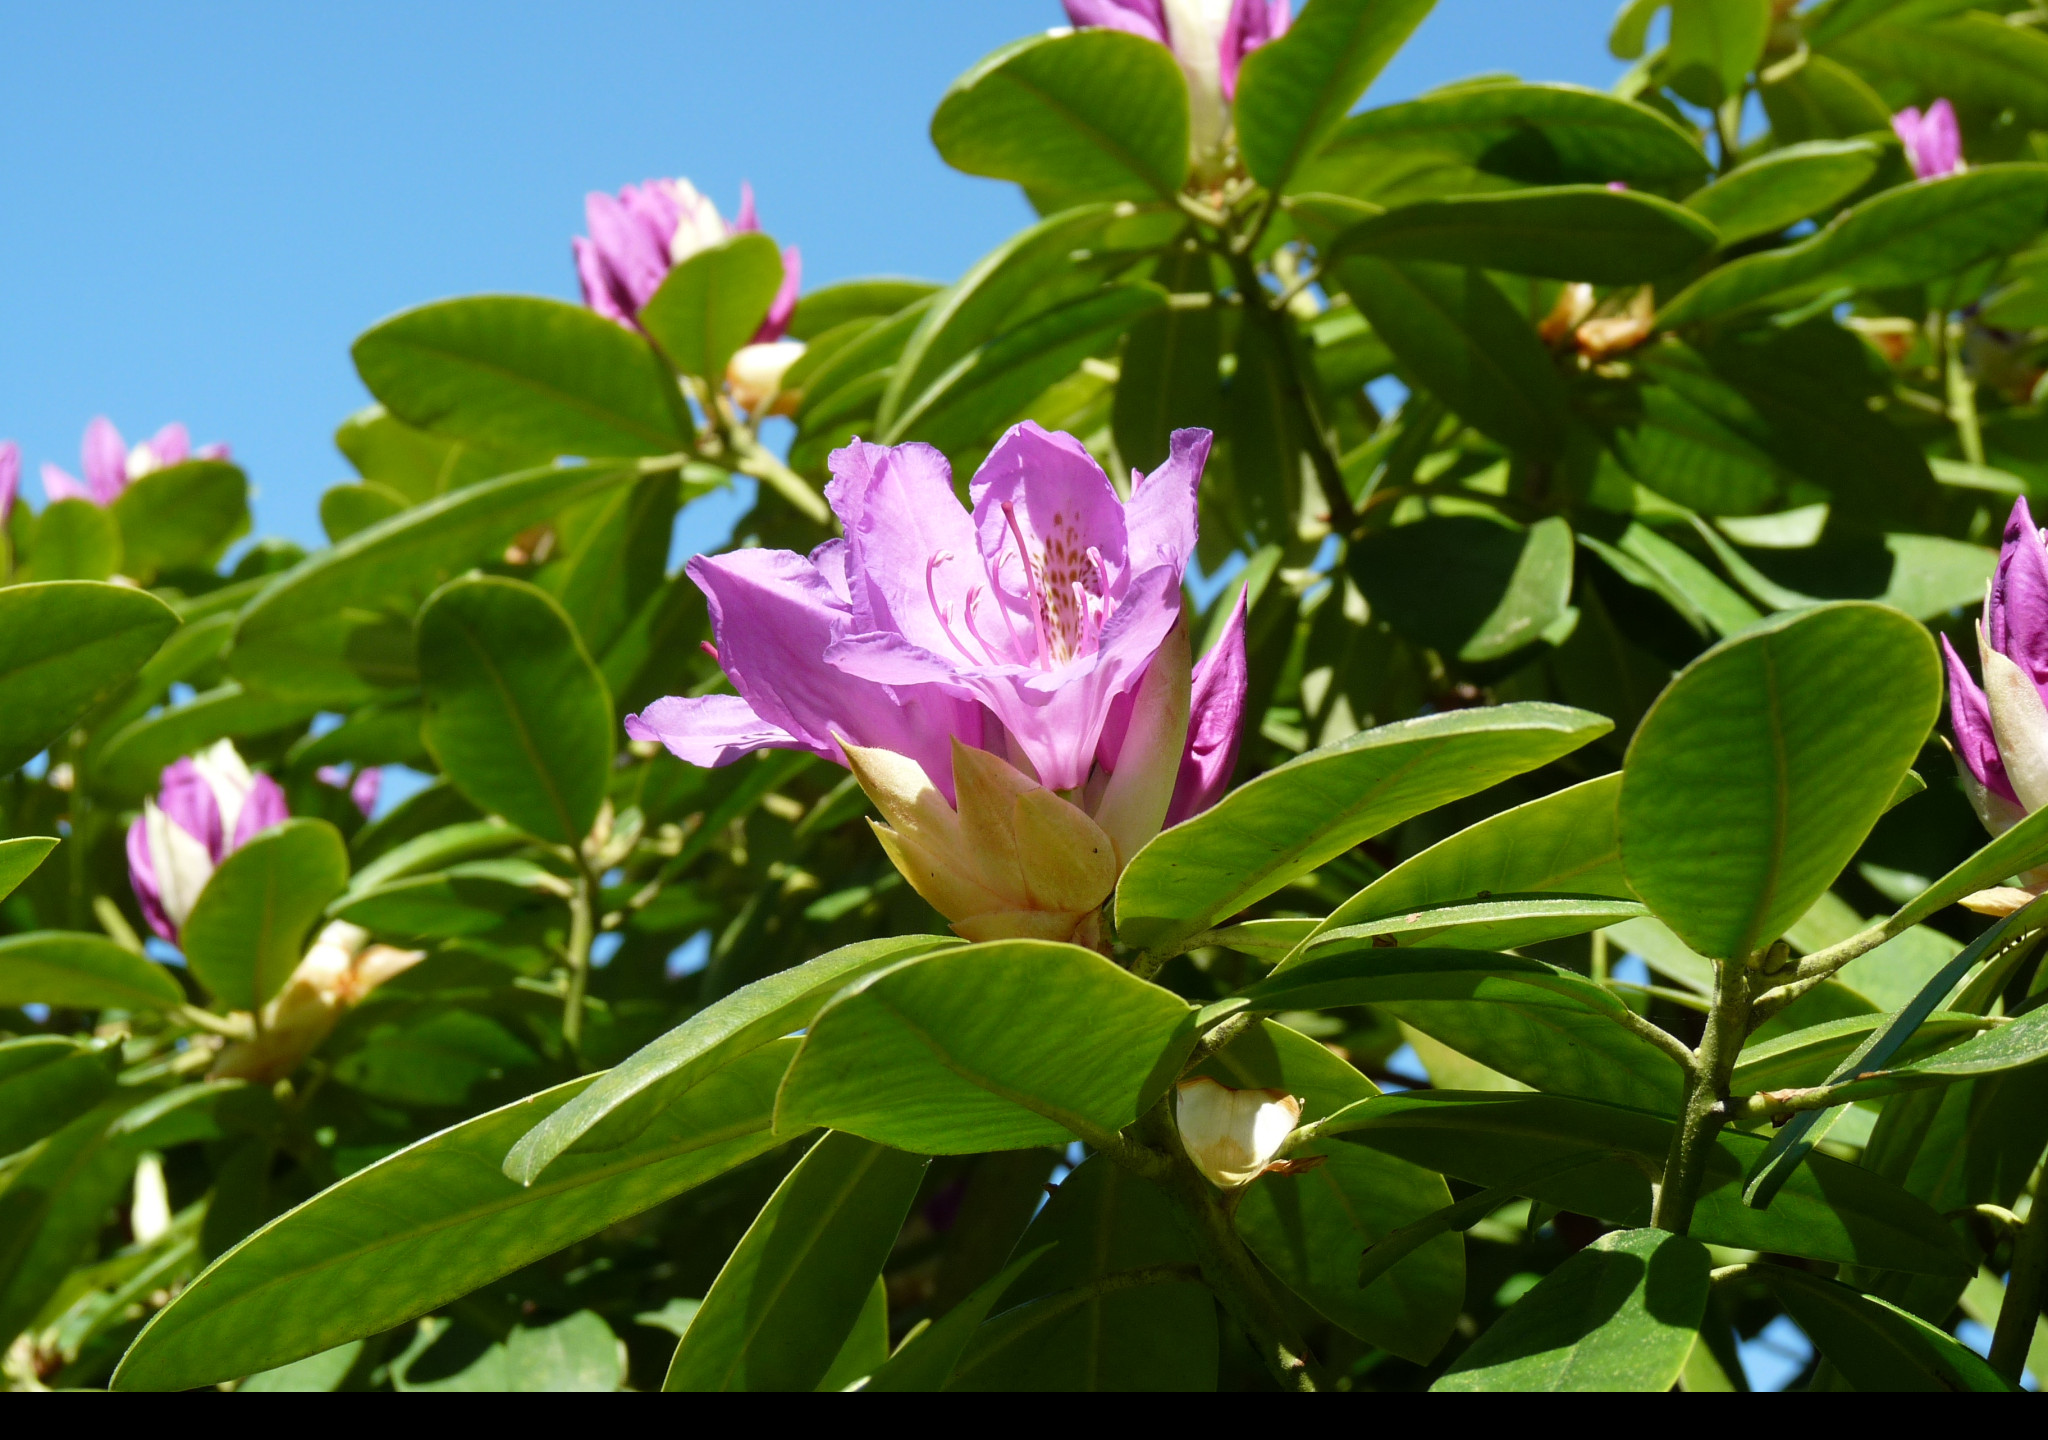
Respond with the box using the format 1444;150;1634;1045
507;936;955;1185
331;859;561;941
1240;950;1687;1110
638;233;784;385
1320;1089;1969;1275
319;482;409;543
664;1133;928;1392
109;460;250;582
230;462;639;706
0;837;57;907
335;404;530;502
1294;897;1651;957
1303;774;1630;957
1336;187;1718;283
1827;12;2048;129
1236;0;1439;190
416;576;614;846
1758;53;1895;144
352;296;690;458
1113;245;1222;476
1611;0;1662;58
1755;1264;2017;1392
1349;512;1576;663
0;582;179;771
1732;1011;1993;1094
1117;702;1610;955
948;1155;1216;1391
181;820;351;1013
26;498;122;581
0;931;186;1012
94;684;322;799
1619;603;1940;961
864;1244;1054;1392
787;278;943;342
775;940;1197;1154
1659;166;2048;328
1207;1020;1462;1364
1890;800;2048;934
1302;82;1709;202
537;470;679;661
817;1279;890;1392
885;284;1168;450
110;1041;797;1392
1665;0;1774;108
932;29;1189;202
391;1311;625;1393
1433;1228;1710;1391
1335;258;1568;459
1684;140;1884;248
0;1038;118;1156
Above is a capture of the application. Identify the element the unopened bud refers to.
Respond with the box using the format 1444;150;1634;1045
211;922;425;1083
1175;1077;1303;1189
727;340;806;417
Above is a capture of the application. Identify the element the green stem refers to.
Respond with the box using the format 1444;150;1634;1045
1946;319;1986;467
1652;960;1750;1235
563;853;597;1061
1989;1168;2048;1385
733;429;832;527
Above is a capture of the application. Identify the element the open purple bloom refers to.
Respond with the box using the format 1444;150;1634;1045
0;442;17;528
127;741;289;942
1064;0;1290;165
41;417;227;508
627;424;1246;878
1894;99;1962;181
574;177;802;342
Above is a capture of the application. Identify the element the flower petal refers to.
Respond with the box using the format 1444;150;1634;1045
1124;427;1209;577
1983;646;2048;812
40;465;92;505
1943;632;2018;807
125;816;175;942
0;441;17;526
1093;617;1193;869
1220;0;1290;101
624;694;799;769
83;417;128;505
229;774;291;851
827;440;987;662
1062;0;1170;43
1990;497;2048;687
1167;586;1249;827
971;423;1130;614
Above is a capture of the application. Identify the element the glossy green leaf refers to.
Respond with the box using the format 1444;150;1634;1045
1206;1020;1461;1364
1303;775;1629;956
1303;82;1709;201
0;1038;118;1156
1664;0;1773;108
0;582;180;771
94;684;322;799
181;819;351;1013
1241;950;1687;1110
1788;1002;2048;1110
885;284;1168;450
0;931;186;1012
1349;513;1575;662
335;403;531;502
331;859;561;941
864;1245;1054;1392
416;576;613;846
1298;897;1650;957
1117;702;1610;955
1758;52;1894;144
392;1311;625;1393
1684;140;1883;248
775;940;1196;1154
342;819;522;896
948;1155;1215;1392
665;1133;928;1392
110;1041;797;1392
1827;12;2048;128
932;29;1189;202
1336;187;1717;283
508;936;954;1184
0;837;57;908
538;469;679;660
1335;258;1568;459
230;462;638;704
1113;244;1221;475
109;460;250;581
817;1280;890;1392
787;278;943;341
27;498;121;581
1433;1228;1710;1392
352;296;690;458
1732;1012;1993;1094
1619;603;1940;961
319;481;409;543
1320;1089;1969;1275
639;233;784;385
1659;166;2048;328
1235;0;1438;190
1755;1264;2016;1392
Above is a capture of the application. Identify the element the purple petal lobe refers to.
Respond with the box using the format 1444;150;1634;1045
757;245;802;343
828;440;987;661
1167;587;1250;827
157;758;225;861
626;694;800;768
230;774;291;851
83;417;128;505
126;817;176;942
1125;428;1210;578
0;441;17;526
1064;0;1169;43
1990;497;2048;689
40;465;91;505
1220;0;1290;100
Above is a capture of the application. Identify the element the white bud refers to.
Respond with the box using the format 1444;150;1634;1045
1175;1077;1302;1189
726;340;807;417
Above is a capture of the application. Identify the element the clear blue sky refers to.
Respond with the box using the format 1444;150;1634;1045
0;0;1627;550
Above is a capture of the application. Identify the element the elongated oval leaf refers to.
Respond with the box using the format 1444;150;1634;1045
0;1037;118;1156
110;1041;798;1392
416;576;613;846
1236;0;1438;190
1433;1228;1709;1392
639;233;784;385
1117;703;1610;955
1348;512;1576;661
1337;187;1718;283
932;29;1189;202
0;582;180;771
507;935;956;1185
352;296;690;457
1620;603;1939;962
109;460;250;582
665;1133;928;1392
94;684;322;799
774;940;1197;1154
1303;897;1650;957
0;837;57;908
1684;139;1882;248
1755;1264;2016;1392
181;820;351;1013
0;931;186;1012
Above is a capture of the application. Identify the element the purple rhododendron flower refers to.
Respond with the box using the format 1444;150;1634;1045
41;417;228;508
1894;99;1962;181
574;177;801;342
628;421;1247;830
0;441;17;528
127;741;289;942
1064;0;1290;165
318;764;382;817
